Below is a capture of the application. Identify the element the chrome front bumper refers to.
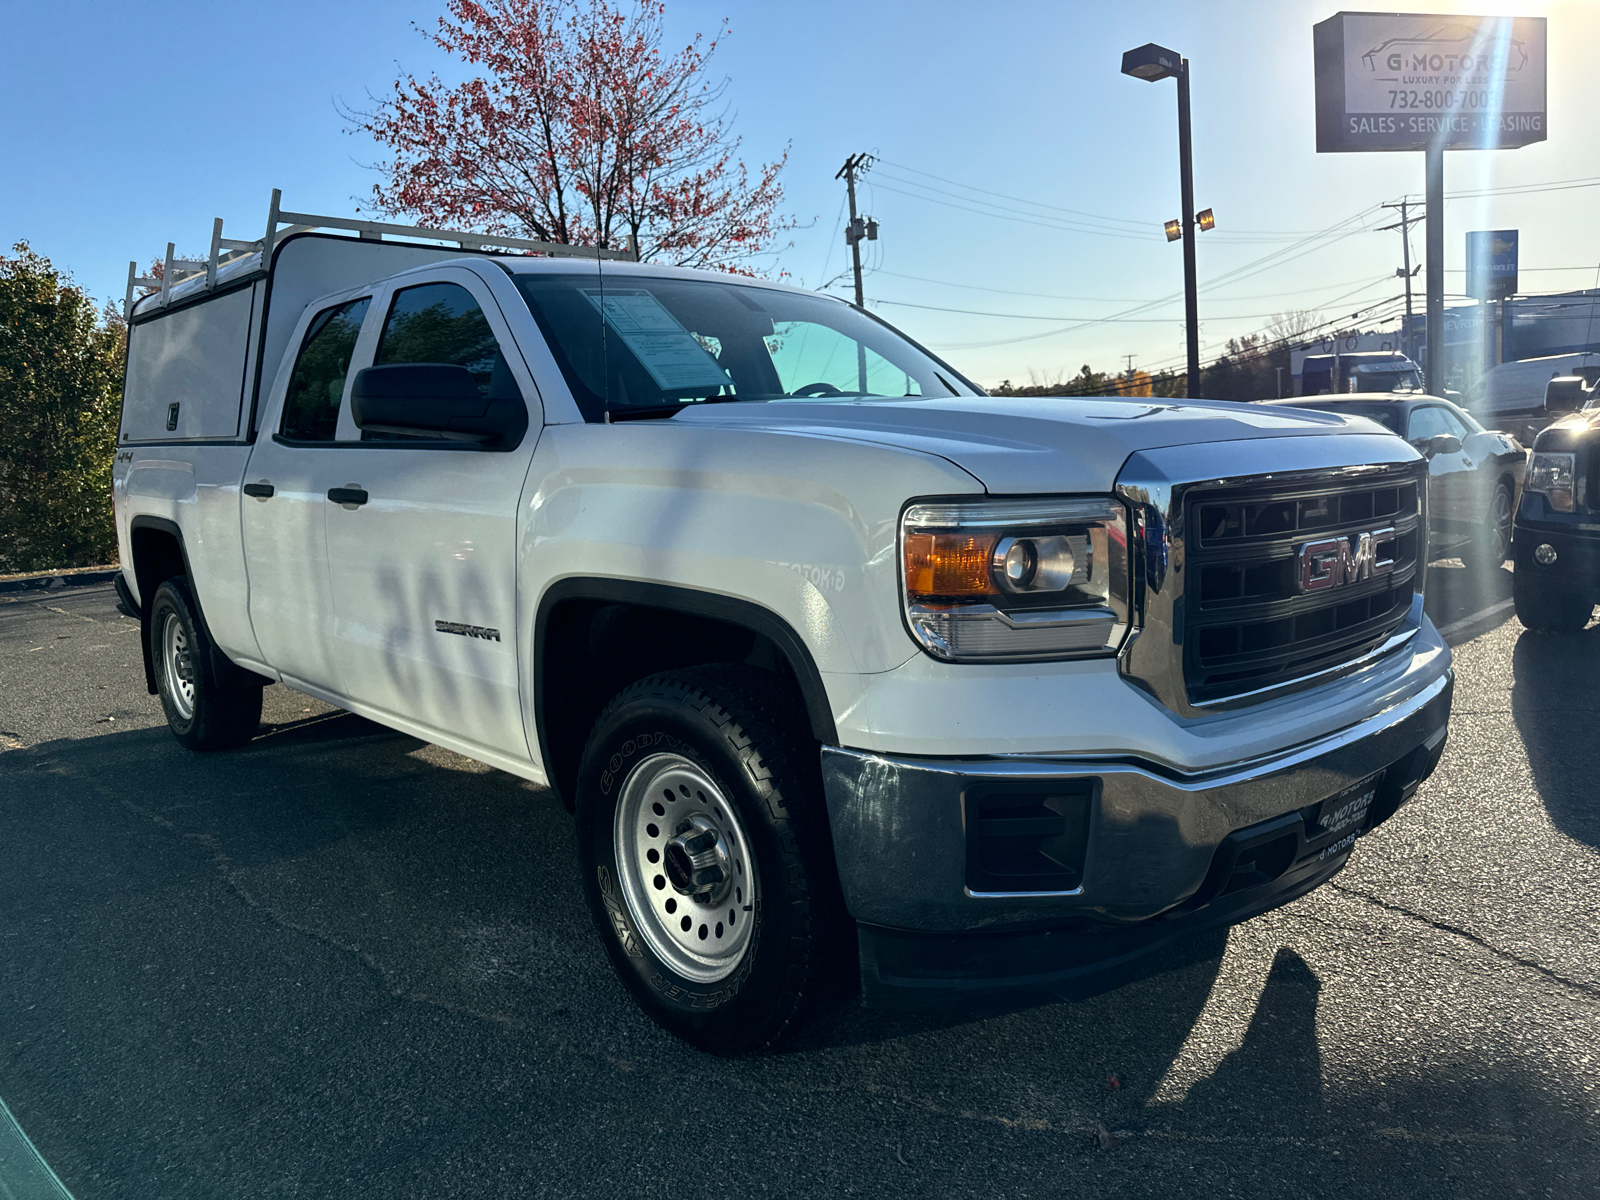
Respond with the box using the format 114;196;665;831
821;668;1452;934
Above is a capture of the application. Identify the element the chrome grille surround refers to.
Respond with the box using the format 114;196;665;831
1115;434;1428;717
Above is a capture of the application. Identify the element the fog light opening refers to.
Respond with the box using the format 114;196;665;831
1534;543;1558;566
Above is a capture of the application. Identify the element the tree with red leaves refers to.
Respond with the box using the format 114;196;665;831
347;0;796;273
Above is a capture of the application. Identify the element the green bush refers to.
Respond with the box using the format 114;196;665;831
0;243;125;572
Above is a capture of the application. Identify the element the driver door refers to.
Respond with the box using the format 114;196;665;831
316;267;544;763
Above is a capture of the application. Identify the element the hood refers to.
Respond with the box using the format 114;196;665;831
1533;405;1600;451
664;395;1390;492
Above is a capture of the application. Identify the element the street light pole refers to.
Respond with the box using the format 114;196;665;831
1175;58;1200;397
1122;42;1203;397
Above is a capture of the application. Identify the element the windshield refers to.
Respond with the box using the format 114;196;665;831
1352;367;1422;393
1297;403;1403;433
513;273;980;420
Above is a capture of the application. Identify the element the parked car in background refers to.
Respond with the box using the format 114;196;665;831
1462;352;1600;447
1513;373;1600;632
1261;394;1525;570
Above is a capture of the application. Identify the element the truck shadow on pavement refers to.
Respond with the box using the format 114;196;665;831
2;710;1595;1197
1511;625;1600;850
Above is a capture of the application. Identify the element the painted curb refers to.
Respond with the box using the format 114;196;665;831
0;569;121;596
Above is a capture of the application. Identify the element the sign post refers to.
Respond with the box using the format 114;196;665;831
1314;12;1546;392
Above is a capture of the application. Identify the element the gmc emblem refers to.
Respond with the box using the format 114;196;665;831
1298;527;1397;592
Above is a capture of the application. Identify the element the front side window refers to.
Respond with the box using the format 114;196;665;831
514;273;979;420
281;297;370;441
369;281;520;442
375;282;505;390
1408;405;1468;446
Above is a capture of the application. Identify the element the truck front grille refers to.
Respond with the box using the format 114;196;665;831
1183;471;1423;705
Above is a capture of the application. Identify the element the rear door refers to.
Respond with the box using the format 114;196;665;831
317;266;542;763
241;293;374;692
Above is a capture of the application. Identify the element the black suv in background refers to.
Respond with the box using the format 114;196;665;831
1261;394;1526;571
1514;374;1600;632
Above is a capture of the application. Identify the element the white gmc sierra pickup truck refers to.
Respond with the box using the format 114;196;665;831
112;199;1453;1053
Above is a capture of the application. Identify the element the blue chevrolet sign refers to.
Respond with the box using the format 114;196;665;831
1466;229;1519;301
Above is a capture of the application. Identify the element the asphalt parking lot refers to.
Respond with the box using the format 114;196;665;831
1;565;1597;1198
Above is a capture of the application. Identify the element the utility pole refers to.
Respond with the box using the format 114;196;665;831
835;154;878;309
1378;198;1423;362
836;153;878;394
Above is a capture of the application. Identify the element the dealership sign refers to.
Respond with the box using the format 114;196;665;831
1314;12;1547;152
1466;229;1519;300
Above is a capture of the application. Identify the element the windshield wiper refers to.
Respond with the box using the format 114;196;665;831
606;396;748;422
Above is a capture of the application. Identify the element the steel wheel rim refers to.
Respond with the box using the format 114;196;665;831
162;611;196;721
614;752;756;983
1492;488;1512;560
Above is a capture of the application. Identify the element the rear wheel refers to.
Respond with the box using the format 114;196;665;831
149;577;263;750
1513;569;1594;633
1460;480;1514;571
575;666;847;1054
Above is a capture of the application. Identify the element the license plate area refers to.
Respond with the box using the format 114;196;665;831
1309;771;1383;848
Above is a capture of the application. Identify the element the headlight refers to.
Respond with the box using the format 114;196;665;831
1527;452;1576;513
900;497;1132;661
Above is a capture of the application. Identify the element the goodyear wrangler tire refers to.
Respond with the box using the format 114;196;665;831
575;666;845;1054
149;577;263;751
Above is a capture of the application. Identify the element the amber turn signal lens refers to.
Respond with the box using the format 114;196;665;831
903;532;999;599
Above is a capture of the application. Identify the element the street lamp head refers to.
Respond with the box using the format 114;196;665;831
1121;43;1182;82
1164;219;1183;242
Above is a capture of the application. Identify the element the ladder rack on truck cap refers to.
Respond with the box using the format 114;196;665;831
124;187;638;321
118;190;638;446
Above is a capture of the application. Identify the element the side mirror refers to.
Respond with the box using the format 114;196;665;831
1421;433;1462;458
1545;376;1589;415
351;363;526;445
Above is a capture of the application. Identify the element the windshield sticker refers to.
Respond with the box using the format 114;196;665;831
582;289;734;393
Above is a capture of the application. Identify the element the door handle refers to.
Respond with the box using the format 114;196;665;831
242;481;275;499
327;486;369;507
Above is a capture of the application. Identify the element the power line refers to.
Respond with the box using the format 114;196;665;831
871;268;1396;305
867;178;1163;243
930;208;1382;351
1445;174;1600;200
873;169;1366;246
873;274;1391;325
875;158;1160;230
986;296;1414;396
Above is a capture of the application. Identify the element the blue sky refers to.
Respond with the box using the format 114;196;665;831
3;0;1596;386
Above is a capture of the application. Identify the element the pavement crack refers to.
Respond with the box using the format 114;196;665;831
116;797;540;1037
1329;881;1600;1001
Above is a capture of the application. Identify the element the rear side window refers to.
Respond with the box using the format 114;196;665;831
281;297;370;441
375;282;505;394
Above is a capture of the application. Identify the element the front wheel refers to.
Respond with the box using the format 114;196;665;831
575;666;847;1054
1513;569;1594;633
149;577;263;750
